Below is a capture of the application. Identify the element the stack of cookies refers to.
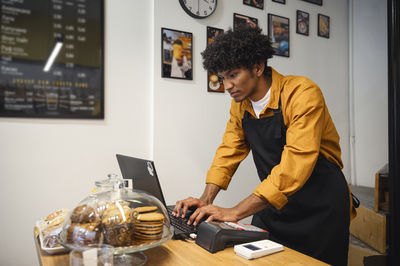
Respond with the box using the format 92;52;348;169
132;206;164;240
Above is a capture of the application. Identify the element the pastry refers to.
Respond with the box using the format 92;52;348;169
136;212;164;222
42;225;63;248
103;223;132;247
101;202;135;246
134;206;158;214
133;230;163;240
70;205;100;224
133;212;165;240
97;200;130;218
66;223;101;246
102;205;134;225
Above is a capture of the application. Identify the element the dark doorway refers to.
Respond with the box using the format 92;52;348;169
387;0;400;264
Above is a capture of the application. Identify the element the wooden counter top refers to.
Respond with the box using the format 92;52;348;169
35;229;327;265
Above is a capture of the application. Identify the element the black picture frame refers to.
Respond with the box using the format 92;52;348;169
206;26;225;93
161;28;193;80
301;0;322;6
0;0;105;119
268;14;290;57
233;13;259;30
318;14;330;38
272;0;286;4
296;10;310;36
243;0;264;9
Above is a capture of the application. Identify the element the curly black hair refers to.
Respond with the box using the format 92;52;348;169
202;26;274;77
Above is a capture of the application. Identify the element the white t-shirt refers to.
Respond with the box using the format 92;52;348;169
251;88;271;119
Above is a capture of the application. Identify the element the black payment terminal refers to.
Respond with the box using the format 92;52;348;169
195;221;269;253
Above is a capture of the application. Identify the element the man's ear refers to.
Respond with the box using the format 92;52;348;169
253;62;265;77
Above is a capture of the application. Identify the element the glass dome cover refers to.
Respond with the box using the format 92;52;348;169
59;177;173;254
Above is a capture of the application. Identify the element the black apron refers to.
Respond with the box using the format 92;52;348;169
242;101;350;266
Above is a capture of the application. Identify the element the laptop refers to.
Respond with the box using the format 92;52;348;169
116;154;199;237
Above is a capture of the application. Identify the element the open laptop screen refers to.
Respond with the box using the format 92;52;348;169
116;154;167;206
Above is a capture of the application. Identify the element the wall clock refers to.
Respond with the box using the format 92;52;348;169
179;0;217;19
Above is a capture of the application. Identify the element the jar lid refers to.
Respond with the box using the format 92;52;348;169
95;173;123;189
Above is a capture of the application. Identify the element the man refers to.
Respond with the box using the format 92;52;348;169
173;26;355;265
170;39;192;79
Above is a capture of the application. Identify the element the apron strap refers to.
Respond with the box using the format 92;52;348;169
272;97;285;139
244;110;251;119
351;193;360;208
273;101;282;114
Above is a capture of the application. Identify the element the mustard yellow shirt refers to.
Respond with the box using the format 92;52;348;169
206;68;353;215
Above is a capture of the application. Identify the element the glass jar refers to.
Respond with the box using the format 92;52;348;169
59;176;173;255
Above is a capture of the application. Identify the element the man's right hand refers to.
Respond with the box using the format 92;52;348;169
172;197;207;218
172;183;221;218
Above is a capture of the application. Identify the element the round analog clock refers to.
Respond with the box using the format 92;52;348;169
179;0;217;19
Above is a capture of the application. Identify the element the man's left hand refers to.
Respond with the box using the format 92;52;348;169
187;205;238;226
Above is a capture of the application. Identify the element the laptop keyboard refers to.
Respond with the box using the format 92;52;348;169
167;208;197;234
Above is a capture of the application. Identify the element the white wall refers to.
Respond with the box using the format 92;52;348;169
153;0;350;215
0;0;153;265
350;0;388;187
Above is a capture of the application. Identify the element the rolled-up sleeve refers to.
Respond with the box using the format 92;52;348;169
253;82;325;210
206;101;250;190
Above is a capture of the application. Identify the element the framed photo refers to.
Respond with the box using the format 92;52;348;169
243;0;264;9
318;14;330;38
296;10;309;36
301;0;322;5
233;13;258;30
206;27;225;93
268;14;290;57
161;28;193;80
272;0;285;4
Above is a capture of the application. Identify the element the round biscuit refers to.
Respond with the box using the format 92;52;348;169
134;206;158;213
136;212;164;222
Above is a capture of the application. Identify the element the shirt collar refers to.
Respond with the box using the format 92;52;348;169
243;67;284;112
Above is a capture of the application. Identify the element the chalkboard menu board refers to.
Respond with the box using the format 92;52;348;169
0;0;104;119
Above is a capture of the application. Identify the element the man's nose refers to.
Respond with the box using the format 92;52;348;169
224;80;233;90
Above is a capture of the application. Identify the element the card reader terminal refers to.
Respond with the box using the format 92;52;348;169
234;239;284;259
195;221;269;253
